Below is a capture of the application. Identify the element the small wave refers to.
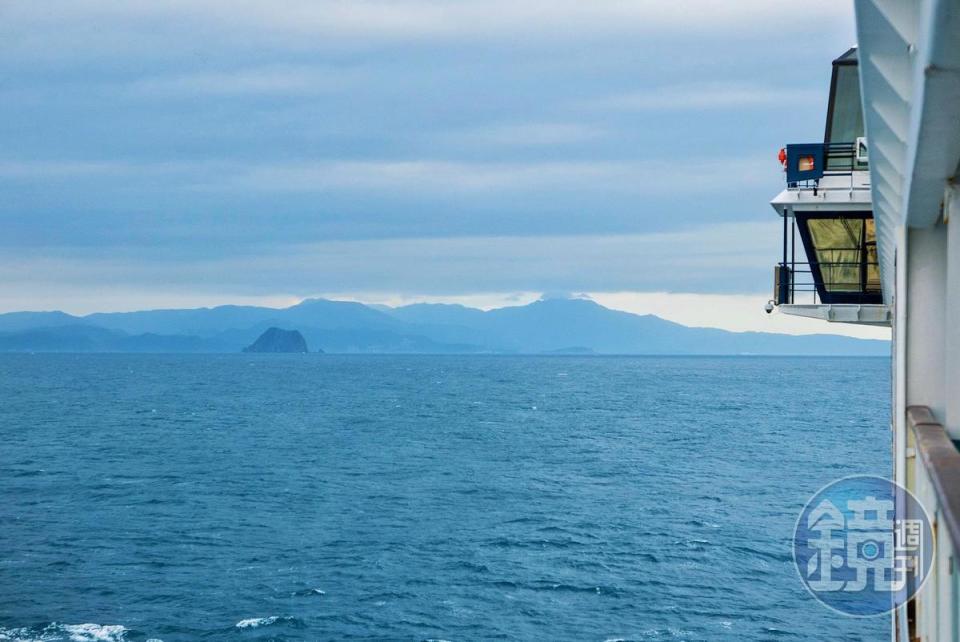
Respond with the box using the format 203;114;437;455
728;544;792;563
763;627;800;638
450;560;490;573
291;587;326;597
483;535;589;550
672;538;712;549
11;469;44;477
0;624;129;642
235;617;278;629
525;581;628;597
0;627;37;642
686;519;720;528
633;628;694;639
364;590;415;601
234;616;302;630
697;495;724;503
60;625;127;642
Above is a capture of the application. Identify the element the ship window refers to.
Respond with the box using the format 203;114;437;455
795;213;881;304
807;218;864;292
826;63;864;144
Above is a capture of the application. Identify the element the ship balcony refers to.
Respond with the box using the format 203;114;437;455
770;211;891;326
775;259;881;305
780;140;869;194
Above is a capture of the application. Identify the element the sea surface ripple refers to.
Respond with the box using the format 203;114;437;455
0;355;890;641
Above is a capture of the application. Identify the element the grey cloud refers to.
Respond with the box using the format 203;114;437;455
0;1;854;310
0;1;852;57
0;155;779;199
0;222;781;296
125;65;355;97
438;122;608;148
213;157;776;194
585;85;824;112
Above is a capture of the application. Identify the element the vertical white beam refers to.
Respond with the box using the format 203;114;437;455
946;185;960;439
905;224;947;417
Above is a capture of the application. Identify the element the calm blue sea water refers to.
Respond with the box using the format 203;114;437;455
0;355;890;641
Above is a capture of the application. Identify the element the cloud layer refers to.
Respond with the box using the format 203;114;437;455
0;1;856;327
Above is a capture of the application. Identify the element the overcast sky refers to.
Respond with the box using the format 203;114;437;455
0;1;884;338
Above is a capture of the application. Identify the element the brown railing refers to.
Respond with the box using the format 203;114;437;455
908;406;960;548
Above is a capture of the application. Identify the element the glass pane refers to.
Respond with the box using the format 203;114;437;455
807;218;863;292
827;65;864;143
865;219;880;291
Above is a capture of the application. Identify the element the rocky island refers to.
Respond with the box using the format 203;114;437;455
242;327;309;353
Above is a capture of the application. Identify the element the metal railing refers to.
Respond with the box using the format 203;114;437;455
822;141;867;172
775;260;882;305
782;141;869;190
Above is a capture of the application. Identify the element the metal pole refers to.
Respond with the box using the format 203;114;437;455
779;212;789;305
791;216;796;303
783;212;788;268
860;218;867;297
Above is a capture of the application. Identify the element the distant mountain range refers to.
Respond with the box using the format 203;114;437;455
0;297;890;355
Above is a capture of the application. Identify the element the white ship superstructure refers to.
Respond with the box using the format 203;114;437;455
770;3;960;639
770;47;890;326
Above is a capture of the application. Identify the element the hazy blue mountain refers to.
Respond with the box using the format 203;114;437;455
291;327;479;354
84;298;404;337
0;311;84;332
0;297;890;355
85;305;278;336
0;325;123;352
277;299;402;331
388;303;489;327
0;325;219;353
386;298;889;356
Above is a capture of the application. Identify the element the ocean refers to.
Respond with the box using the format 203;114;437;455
0;354;890;641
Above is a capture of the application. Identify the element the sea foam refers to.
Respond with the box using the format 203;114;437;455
235;617;279;629
0;624;129;642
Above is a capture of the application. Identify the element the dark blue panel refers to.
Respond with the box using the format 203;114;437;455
786;143;826;183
